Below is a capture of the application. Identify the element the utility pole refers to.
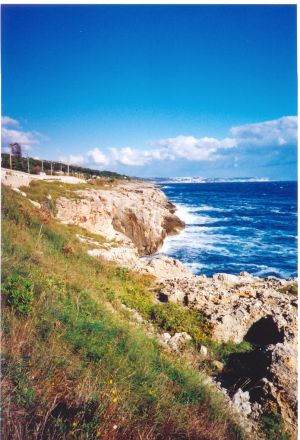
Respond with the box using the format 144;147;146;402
41;159;44;172
50;161;53;175
9;150;12;170
67;163;70;176
27;155;30;174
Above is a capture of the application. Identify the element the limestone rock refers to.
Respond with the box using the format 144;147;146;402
159;332;192;352
134;255;193;280
158;274;297;433
88;245;138;267
200;345;208;358
12;187;27;197
55;181;185;256
29;199;41;209
232;389;252;417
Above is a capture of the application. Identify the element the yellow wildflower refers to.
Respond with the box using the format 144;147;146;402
111;389;116;394
112;397;118;403
108;378;113;384
72;422;78;427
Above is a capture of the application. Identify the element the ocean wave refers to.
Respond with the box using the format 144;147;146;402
175;204;218;225
160;182;297;278
254;266;292;279
161;234;233;255
184;262;209;274
194;205;231;212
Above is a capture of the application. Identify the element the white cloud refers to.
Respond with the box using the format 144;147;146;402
86;116;297;169
230;116;297;147
59;155;85;165
2;127;40;151
2;116;20;127
157;135;237;161
110;147;154;166
1;115;46;152
87;148;109;166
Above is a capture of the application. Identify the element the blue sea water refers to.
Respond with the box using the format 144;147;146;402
159;181;298;279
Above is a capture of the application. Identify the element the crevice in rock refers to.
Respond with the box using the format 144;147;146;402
244;315;284;346
158;292;169;303
217;315;284;404
217;348;272;401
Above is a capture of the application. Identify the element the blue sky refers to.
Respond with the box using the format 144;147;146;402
2;5;297;179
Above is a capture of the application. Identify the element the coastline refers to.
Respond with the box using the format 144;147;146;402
1;171;297;436
158;180;297;279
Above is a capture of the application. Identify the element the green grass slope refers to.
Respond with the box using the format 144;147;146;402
1;184;245;440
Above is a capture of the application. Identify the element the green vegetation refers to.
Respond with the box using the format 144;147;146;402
278;282;298;296
1;184;244;439
212;340;253;364
19;178;119;214
2;274;34;316
1;152;129;179
261;411;290;440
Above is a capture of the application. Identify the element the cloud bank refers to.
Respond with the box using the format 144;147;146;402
2;115;297;173
86;116;297;168
1;116;43;151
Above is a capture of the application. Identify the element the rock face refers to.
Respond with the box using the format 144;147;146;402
134;255;193;280
158;273;298;434
56;181;185;255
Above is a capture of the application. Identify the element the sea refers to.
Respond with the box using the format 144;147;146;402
157;181;297;279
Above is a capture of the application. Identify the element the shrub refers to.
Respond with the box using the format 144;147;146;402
62;243;74;255
9;361;36;408
2;274;34;315
150;302;213;344
262;411;290;440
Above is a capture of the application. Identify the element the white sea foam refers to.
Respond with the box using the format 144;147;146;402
161;225;233;255
174;204;218;225
254;266;291;279
184;262;209;274
193;205;230;212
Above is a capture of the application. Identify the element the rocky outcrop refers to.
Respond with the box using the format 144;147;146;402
159;273;295;343
134;255;193;280
158;273;298;435
56;181;185;255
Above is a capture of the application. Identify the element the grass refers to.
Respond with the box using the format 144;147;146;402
278;282;298;296
18;178;118;214
1;184;245;439
261;411;290;440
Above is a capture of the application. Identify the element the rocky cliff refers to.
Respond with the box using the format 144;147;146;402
55;181;185;255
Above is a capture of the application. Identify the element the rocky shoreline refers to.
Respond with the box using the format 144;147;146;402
54;179;297;436
2;171;297;437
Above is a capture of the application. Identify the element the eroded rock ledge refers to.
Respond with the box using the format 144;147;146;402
159;273;297;435
55;181;185;255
